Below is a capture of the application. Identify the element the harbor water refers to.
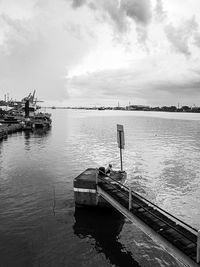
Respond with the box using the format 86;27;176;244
1;109;200;267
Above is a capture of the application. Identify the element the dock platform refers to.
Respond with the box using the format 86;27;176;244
74;168;200;266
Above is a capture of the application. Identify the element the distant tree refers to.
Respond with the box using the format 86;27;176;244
161;106;168;111
191;107;200;113
168;106;177;112
151;106;161;111
181;106;191;112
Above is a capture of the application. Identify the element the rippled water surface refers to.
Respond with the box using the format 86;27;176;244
1;109;200;267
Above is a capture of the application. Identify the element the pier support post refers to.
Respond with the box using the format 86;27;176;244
197;230;200;263
95;168;98;185
129;187;132;211
95;168;99;205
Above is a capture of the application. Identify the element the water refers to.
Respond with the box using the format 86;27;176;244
1;109;200;267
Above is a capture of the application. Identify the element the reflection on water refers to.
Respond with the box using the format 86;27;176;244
23;128;52;151
23;128;51;139
24;131;31;151
73;207;141;267
70;111;200;228
33;128;52;138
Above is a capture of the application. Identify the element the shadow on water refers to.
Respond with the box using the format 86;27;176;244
73;206;141;267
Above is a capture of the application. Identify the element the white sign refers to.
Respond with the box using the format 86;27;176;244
117;124;125;149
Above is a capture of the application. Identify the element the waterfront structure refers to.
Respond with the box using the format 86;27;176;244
0;124;23;141
126;105;150;111
0;91;51;130
74;168;200;267
34;112;52;128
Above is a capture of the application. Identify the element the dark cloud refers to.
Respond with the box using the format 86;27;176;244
66;66;200;106
71;0;86;8
165;16;199;56
153;79;200;93
149;78;200;105
121;0;152;26
70;0;152;40
67;68;144;100
100;0;128;33
120;0;152;42
154;0;166;22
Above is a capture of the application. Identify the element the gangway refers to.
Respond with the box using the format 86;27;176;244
74;168;200;267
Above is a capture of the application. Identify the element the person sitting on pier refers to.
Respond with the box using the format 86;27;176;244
105;164;113;176
98;166;106;177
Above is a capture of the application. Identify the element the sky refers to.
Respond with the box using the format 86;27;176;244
0;0;200;107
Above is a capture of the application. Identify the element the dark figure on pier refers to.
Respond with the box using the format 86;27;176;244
99;166;106;177
106;164;113;175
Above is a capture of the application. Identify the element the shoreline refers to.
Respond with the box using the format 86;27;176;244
0;123;23;141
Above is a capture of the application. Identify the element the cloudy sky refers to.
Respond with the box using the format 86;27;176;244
0;0;200;107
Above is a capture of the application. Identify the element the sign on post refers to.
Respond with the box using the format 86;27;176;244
117;124;125;149
117;124;125;171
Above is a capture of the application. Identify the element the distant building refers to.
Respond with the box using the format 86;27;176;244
113;106;125;110
126;105;150;111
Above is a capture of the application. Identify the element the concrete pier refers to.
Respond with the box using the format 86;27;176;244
74;168;200;266
74;168;97;206
74;168;127;207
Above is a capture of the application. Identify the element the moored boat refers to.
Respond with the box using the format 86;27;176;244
33;112;52;128
23;118;34;130
0;91;52;130
0;115;19;124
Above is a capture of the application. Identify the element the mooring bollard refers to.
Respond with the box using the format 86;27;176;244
129;187;132;211
197;230;200;263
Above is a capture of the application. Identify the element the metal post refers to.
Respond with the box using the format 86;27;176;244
95;168;99;206
120;148;123;171
197;230;200;263
95;168;98;185
119;131;123;171
129;187;132;211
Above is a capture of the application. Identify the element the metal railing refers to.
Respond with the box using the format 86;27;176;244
96;168;200;263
